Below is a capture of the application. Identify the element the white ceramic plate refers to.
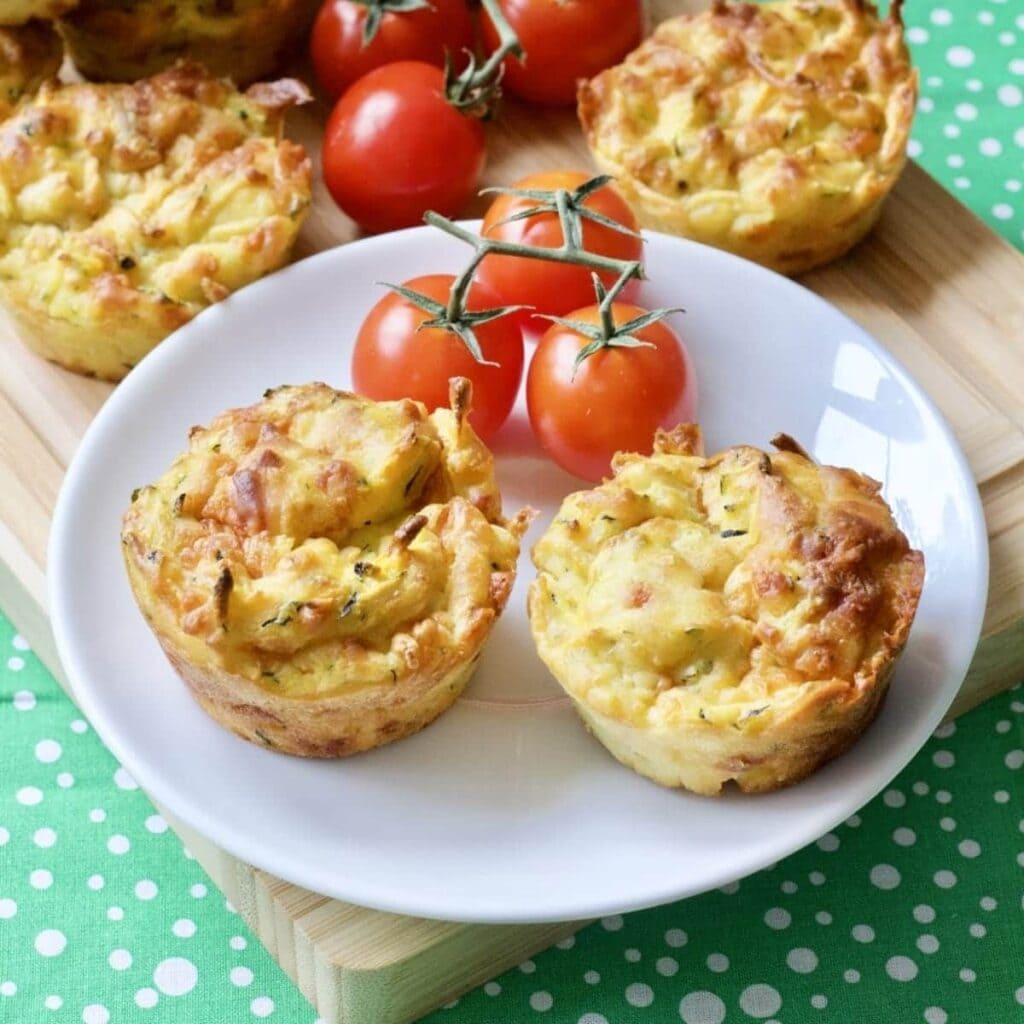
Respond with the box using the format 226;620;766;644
50;226;988;924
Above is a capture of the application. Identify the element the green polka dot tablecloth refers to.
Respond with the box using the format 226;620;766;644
903;0;1023;248
3;617;1024;1024
3;2;1024;1021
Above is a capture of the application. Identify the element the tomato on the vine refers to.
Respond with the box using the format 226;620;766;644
310;0;475;100
352;274;524;440
475;171;643;321
527;303;696;481
322;62;485;234
481;0;643;107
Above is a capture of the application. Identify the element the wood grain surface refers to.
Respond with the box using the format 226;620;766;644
2;1;1023;1020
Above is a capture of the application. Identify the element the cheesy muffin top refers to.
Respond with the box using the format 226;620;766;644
0;63;311;379
0;19;61;120
578;0;917;273
530;426;923;733
0;0;77;25
123;381;528;700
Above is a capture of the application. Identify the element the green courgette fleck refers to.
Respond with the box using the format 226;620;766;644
720;529;747;539
682;659;714;681
403;465;422;496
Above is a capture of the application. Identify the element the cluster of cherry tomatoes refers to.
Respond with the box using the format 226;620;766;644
351;172;697;482
311;0;644;233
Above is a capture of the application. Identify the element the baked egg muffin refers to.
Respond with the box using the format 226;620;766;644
122;379;530;758
0;63;311;381
0;1;77;26
578;0;917;274
529;425;924;795
59;0;319;85
0;19;61;120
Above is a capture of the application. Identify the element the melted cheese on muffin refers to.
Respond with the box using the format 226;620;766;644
0;0;77;26
578;0;917;274
0;64;311;380
59;0;319;85
0;20;61;120
529;426;923;792
123;382;525;702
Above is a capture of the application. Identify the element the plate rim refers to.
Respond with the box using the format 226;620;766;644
48;225;989;923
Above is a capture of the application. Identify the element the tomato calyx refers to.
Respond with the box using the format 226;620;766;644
349;0;434;45
444;0;523;116
537;274;684;378
483;174;643;246
379;279;527;366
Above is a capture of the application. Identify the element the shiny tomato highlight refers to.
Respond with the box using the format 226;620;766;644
310;0;474;99
353;274;525;440
527;303;696;481
322;62;485;234
481;0;644;106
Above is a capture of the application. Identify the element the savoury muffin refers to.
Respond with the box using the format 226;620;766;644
122;379;529;758
0;0;77;26
529;425;924;795
0;63;311;380
578;0;917;275
59;0;319;86
0;19;61;120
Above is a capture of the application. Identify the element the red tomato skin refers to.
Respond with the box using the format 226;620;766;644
311;0;474;99
527;304;697;481
352;274;525;440
476;170;643;322
481;0;644;106
322;62;485;234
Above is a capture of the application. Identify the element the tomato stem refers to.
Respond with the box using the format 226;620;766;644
351;0;433;46
424;211;643;278
383;176;650;365
446;0;523;114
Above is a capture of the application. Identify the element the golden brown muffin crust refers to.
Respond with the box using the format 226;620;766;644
529;425;924;794
59;0;319;85
578;0;917;274
0;63;311;379
123;382;529;757
0;19;61;120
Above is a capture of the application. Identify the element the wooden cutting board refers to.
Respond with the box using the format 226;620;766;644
2;2;1024;1020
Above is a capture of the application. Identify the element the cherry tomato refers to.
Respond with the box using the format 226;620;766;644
322;62;485;234
353;274;524;440
481;0;643;106
527;304;696;481
475;171;643;322
311;0;474;100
